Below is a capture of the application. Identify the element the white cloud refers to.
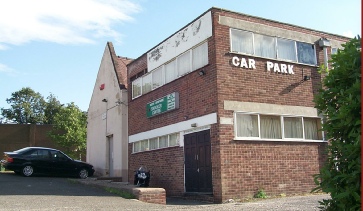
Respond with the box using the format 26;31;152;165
0;63;15;74
0;0;140;48
342;31;355;38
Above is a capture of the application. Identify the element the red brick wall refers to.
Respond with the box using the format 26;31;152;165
128;146;185;196
127;8;349;202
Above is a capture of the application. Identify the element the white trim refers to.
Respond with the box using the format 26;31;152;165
129;113;217;143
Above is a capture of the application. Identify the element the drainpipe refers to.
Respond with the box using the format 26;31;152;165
318;38;331;69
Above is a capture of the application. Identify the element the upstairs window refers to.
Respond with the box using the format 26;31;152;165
165;60;177;84
142;73;152;94
231;29;253;54
131;41;208;99
297;42;316;65
230;28;317;66
277;38;297;62
132;78;142;99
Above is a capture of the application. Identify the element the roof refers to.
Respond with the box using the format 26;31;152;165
107;42;133;89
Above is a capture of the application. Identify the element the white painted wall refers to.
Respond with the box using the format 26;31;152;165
147;11;212;71
87;44;128;180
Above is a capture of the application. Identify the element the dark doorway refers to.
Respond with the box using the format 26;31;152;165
184;129;212;193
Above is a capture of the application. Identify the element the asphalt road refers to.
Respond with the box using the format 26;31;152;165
0;171;329;210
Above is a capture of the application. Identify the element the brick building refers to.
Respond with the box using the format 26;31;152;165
126;7;349;203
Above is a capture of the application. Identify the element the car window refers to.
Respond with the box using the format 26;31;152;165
50;151;68;161
28;149;50;159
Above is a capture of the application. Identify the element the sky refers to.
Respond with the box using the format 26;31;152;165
0;0;361;112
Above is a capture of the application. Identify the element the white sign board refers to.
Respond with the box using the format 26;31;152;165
147;11;212;71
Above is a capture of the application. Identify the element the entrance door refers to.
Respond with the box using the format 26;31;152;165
106;136;114;176
184;130;212;193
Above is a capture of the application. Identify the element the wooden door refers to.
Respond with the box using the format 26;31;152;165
184;130;212;193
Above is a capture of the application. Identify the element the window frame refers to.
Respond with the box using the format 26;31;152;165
132;133;180;153
131;41;209;100
234;112;324;142
230;28;317;66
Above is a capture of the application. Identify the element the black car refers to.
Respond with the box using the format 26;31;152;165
1;147;95;179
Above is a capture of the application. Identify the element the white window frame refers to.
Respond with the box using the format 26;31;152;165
132;133;180;153
230;28;317;66
131;41;209;99
131;77;142;99
234;112;324;142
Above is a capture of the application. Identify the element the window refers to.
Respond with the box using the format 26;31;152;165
50;150;68;160
149;138;158;150
297;42;316;65
304;117;321;140
133;141;141;153
260;115;282;139
169;133;179;146
230;28;316;65
235;113;259;137
235;112;323;141
142;73;152;94
231;29;253;54
254;33;276;59
152;66;163;89
284;117;303;139
331;47;338;54
132;133;180;153
277;38;297;62
140;140;148;151
131;41;209;99
30;150;49;159
132;78;142;99
159;135;168;148
177;50;191;77
192;42;208;70
165;60;177;84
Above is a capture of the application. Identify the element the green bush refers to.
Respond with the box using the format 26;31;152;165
313;37;361;210
254;189;268;199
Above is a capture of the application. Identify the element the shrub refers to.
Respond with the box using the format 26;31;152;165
313;36;361;210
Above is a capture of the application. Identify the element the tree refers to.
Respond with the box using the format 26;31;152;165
44;94;63;124
1;87;46;124
48;102;87;160
313;37;361;210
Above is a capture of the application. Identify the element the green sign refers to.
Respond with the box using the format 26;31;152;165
146;92;179;118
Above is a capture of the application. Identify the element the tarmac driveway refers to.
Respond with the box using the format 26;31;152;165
0;171;329;210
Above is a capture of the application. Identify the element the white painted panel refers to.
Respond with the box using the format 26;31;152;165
147;11;212;71
129;112;217;143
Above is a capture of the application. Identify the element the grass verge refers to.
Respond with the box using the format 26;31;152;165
104;187;136;199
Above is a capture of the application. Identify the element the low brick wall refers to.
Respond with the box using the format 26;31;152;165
132;187;166;204
74;178;166;205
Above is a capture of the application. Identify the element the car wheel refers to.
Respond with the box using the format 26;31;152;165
78;168;88;179
22;165;34;177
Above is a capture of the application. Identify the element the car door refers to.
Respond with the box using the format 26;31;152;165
26;149;52;174
49;150;74;175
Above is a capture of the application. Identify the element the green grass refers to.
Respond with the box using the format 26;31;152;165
104;187;136;199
